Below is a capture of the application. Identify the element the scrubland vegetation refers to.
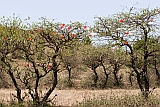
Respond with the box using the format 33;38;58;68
0;6;160;106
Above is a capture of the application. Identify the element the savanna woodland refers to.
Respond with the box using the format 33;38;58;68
0;6;160;107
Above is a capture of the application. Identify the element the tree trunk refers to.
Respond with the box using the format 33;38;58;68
129;71;133;87
42;57;58;103
142;55;149;98
66;66;73;87
42;70;58;102
113;64;120;86
34;68;40;103
132;57;144;92
66;66;72;81
104;71;109;87
113;71;119;86
8;69;23;102
128;45;144;92
101;62;109;87
92;68;98;86
142;30;149;98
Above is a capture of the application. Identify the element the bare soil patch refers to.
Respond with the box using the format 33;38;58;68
0;88;160;106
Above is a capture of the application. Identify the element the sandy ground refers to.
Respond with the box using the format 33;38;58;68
0;88;159;106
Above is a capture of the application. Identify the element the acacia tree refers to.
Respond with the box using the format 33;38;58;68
16;30;54;105
94;7;160;97
34;18;88;103
0;16;53;105
0;15;89;106
81;45;110;87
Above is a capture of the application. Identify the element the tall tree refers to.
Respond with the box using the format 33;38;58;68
35;18;89;104
0;16;89;106
94;7;160;97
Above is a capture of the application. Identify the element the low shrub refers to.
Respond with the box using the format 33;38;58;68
77;93;160;107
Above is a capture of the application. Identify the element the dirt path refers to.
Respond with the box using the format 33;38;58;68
0;88;159;106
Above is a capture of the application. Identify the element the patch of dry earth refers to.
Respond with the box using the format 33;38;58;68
0;88;159;106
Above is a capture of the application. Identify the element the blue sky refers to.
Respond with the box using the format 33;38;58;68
0;0;160;25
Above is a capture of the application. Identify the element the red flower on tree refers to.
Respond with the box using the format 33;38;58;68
88;34;92;36
124;41;128;45
67;26;71;31
61;35;65;39
27;37;31;41
47;65;51;69
120;19;124;23
52;31;57;35
26;64;29;67
83;25;87;29
72;34;75;37
125;31;129;35
60;24;65;29
62;23;65;26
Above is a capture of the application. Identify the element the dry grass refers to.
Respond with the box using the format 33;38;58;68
0;88;160;106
